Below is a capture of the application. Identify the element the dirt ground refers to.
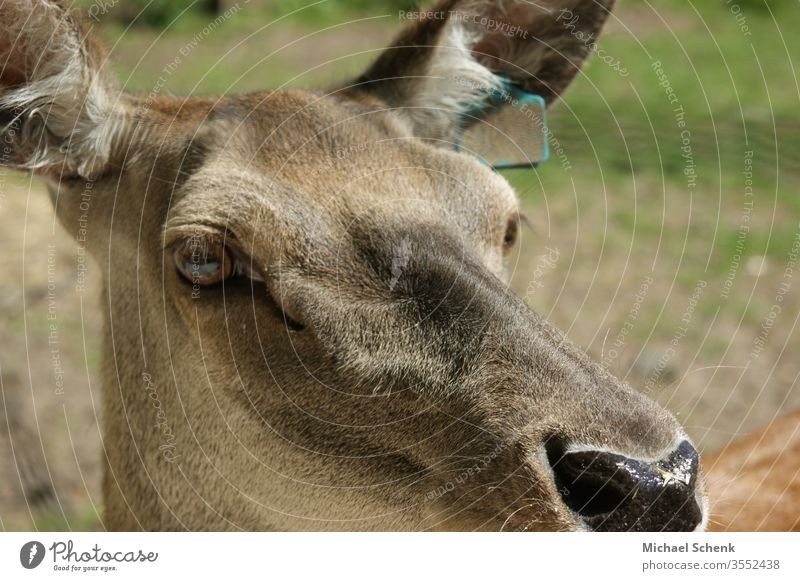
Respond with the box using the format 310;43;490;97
0;176;104;530
508;177;800;452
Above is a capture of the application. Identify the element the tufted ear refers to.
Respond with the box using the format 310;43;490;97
355;0;615;159
0;0;124;180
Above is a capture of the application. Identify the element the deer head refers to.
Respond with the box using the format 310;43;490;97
1;0;707;531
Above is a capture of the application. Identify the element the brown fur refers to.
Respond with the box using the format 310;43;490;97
2;0;709;531
705;411;800;531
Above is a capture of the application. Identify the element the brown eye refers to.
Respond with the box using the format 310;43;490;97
174;238;234;286
503;217;519;255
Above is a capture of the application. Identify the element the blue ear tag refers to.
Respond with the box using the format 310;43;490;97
455;76;549;170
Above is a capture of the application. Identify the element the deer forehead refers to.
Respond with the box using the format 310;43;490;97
164;89;519;268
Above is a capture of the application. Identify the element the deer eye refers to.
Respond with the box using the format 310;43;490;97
173;238;234;286
503;217;519;255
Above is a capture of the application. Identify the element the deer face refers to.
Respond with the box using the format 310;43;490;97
1;0;707;531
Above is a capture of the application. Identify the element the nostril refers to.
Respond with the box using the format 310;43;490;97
545;439;630;518
545;438;703;531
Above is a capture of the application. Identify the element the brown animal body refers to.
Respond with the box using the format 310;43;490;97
706;411;800;532
1;0;709;531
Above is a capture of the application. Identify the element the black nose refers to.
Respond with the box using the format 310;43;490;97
546;439;702;531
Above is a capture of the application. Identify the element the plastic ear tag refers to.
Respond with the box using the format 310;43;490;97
455;78;549;170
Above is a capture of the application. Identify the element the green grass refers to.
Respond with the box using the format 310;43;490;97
32;504;102;532
502;2;798;313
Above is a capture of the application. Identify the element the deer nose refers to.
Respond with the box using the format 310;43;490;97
546;440;703;531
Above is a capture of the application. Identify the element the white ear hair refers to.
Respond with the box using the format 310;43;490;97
359;0;615;144
0;1;123;178
405;21;505;142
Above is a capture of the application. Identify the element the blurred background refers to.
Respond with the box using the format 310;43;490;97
0;0;798;530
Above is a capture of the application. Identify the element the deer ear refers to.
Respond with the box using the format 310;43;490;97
0;1;122;180
356;0;615;166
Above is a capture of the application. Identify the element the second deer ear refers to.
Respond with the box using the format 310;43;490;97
355;0;615;167
0;1;124;180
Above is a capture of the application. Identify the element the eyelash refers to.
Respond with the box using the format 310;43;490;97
503;217;519;254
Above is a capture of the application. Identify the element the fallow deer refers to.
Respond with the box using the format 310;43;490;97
0;0;709;531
